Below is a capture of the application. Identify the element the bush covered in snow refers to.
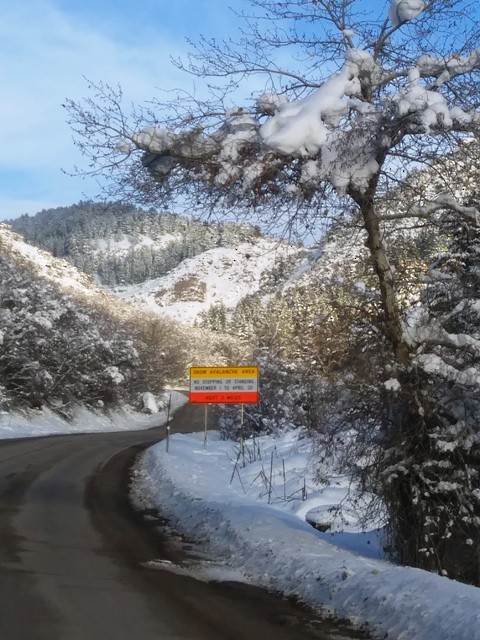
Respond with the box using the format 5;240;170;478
0;251;140;411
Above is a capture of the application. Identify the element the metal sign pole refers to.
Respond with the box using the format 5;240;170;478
240;403;245;460
203;404;208;449
165;393;171;453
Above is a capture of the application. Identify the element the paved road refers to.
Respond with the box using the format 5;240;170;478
0;403;369;640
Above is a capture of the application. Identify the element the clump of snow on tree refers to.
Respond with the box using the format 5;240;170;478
388;0;425;27
384;378;401;391
256;93;287;115
395;67;473;132
260;51;365;147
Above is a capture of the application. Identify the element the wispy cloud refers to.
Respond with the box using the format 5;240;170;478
0;0;208;217
0;0;255;218
0;1;192;171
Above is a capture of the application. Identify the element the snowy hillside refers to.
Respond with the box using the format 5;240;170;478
7;202;264;288
0;224;103;299
5;202;310;327
113;238;301;324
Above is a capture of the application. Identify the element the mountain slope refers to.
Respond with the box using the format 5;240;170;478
113;238;302;323
0;224;252;414
0;223;103;298
7;202;263;286
7;202;304;325
0;224;142;411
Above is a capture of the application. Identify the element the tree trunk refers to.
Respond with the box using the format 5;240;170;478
356;195;411;365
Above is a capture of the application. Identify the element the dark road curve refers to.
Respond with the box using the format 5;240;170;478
0;403;370;640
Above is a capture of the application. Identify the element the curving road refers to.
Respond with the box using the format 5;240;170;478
0;403;368;640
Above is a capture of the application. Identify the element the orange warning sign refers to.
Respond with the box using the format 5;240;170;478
189;366;259;404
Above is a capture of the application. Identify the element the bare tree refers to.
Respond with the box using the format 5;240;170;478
65;0;480;581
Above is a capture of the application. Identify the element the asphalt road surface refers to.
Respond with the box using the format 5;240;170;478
0;403;370;640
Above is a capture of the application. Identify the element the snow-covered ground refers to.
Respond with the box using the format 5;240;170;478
133;428;480;640
0;391;186;440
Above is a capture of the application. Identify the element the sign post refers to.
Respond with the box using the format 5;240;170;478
240;403;245;459
165;393;171;453
204;404;208;449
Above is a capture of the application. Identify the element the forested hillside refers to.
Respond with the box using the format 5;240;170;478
8;201;303;325
0;224;246;415
8;202;262;286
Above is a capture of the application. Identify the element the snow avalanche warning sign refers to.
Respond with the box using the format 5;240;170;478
189;366;259;404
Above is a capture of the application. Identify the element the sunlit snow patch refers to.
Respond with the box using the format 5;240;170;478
142;558;250;584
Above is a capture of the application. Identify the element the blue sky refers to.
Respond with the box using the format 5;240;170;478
0;0;250;220
1;0;462;222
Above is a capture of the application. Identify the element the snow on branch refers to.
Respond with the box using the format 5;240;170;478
393;67;476;132
131;125;219;161
408;194;480;223
120;42;479;201
72;1;480;210
415;353;480;388
259;50;370;155
417;49;480;86
406;321;480;355
118;49;387;196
